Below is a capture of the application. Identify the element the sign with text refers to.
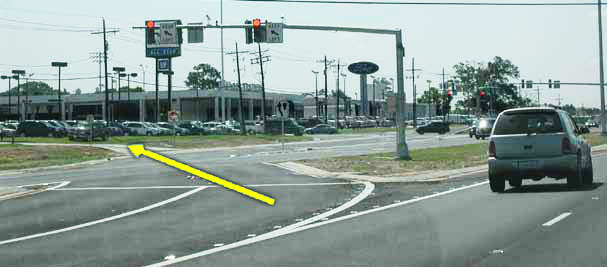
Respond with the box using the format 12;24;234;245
265;22;284;43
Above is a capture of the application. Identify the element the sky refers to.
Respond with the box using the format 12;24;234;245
0;0;606;108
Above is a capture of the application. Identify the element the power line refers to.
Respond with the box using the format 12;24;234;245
238;0;607;6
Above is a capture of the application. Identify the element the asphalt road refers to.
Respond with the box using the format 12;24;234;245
3;132;601;266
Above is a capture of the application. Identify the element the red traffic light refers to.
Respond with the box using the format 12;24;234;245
146;20;155;29
252;18;261;29
480;90;486;96
448;90;453;96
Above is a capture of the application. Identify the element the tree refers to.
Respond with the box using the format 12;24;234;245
185;63;221;90
453;56;532;114
0;81;64;96
119;86;144;93
75;88;82;95
562;104;576;115
417;87;453;115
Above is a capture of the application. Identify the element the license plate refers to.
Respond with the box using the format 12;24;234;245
517;160;539;170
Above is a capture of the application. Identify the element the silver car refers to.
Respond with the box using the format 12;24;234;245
488;107;593;192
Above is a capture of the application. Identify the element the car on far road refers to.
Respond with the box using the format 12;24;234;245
177;121;207;135
488;107;593;193
468;119;479;138
415;120;450;135
585;120;599;128
305;124;338;135
475;118;496;140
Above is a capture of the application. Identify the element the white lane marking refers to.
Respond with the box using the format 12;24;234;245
145;180;486;267
144;181;375;267
542;212;572;227
0;186;206;246
52;186;201;190
247;234;256;237
51;182;355;191
213;243;224;247
163;255;176;261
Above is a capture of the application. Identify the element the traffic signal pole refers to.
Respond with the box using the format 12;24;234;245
133;22;411;160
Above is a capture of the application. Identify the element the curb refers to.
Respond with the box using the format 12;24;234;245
0;155;130;177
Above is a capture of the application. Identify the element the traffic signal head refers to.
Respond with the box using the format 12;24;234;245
146;20;155;29
480;90;486;96
253;19;261;29
146;21;156;45
548;79;552;88
448;90;453;96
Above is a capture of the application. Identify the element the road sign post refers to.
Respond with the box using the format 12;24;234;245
168;110;178;147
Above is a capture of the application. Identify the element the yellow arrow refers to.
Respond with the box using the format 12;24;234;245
128;144;275;205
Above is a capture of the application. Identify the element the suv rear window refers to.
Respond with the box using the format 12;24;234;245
493;111;563;135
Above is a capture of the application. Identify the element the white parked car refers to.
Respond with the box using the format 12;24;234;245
123;122;155;136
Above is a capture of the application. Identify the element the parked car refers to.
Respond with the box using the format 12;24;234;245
305;124;338;134
44;120;68;137
177;121;207;135
264;118;305;136
209;124;240;135
147;122;171;135
68;121;111;141
157;122;189;136
16;120;64;137
475;118;497;140
488;107;593;192
0;122;17;130
415;120;450;135
242;120;262;134
0;124;16;139
123;122;155;136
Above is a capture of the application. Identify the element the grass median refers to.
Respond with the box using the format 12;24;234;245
298;143;489;176
0;144;115;171
4;134;312;149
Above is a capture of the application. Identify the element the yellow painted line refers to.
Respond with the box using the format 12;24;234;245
128;144;275;205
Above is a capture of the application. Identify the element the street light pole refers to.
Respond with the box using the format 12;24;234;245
139;64;146;92
598;0;607;135
341;73;347;115
312;70;319;118
128;73;137;101
113;67;125;121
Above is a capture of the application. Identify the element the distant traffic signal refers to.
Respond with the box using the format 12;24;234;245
252;19;266;43
554;80;560;88
245;20;253;44
526;80;533;88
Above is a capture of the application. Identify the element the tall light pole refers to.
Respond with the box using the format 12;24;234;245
127;73;137;101
370;75;376;116
24;73;33;120
220;0;226;122
1;75;16;119
12;70;25;121
312;70;319;118
598;0;606;135
341;73;347;115
139;64;146;92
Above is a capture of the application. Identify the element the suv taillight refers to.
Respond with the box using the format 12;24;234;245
562;137;575;154
488;141;496;157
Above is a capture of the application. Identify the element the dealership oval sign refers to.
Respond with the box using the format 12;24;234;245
348;62;379;75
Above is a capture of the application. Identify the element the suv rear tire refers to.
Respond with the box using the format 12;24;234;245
582;154;593;185
567;154;583;188
489;174;505;193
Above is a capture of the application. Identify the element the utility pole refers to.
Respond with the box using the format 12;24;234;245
336;60;341;128
442;68;446;121
139;64;146;92
405;58;421;127
324;56;328;124
371;75;376;117
11;70;25;121
599;0;606;135
1;75;15;119
342;73;347;115
91;19;118;126
235;42;246;134
537;79;541;106
155;59;159;122
253;43;268;123
127;73;137;101
312;70;319;118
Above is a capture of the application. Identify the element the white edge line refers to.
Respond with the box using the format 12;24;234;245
51;182;354;191
145;180;488;267
144;181;374;267
0;186;206;246
542;212;572;227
